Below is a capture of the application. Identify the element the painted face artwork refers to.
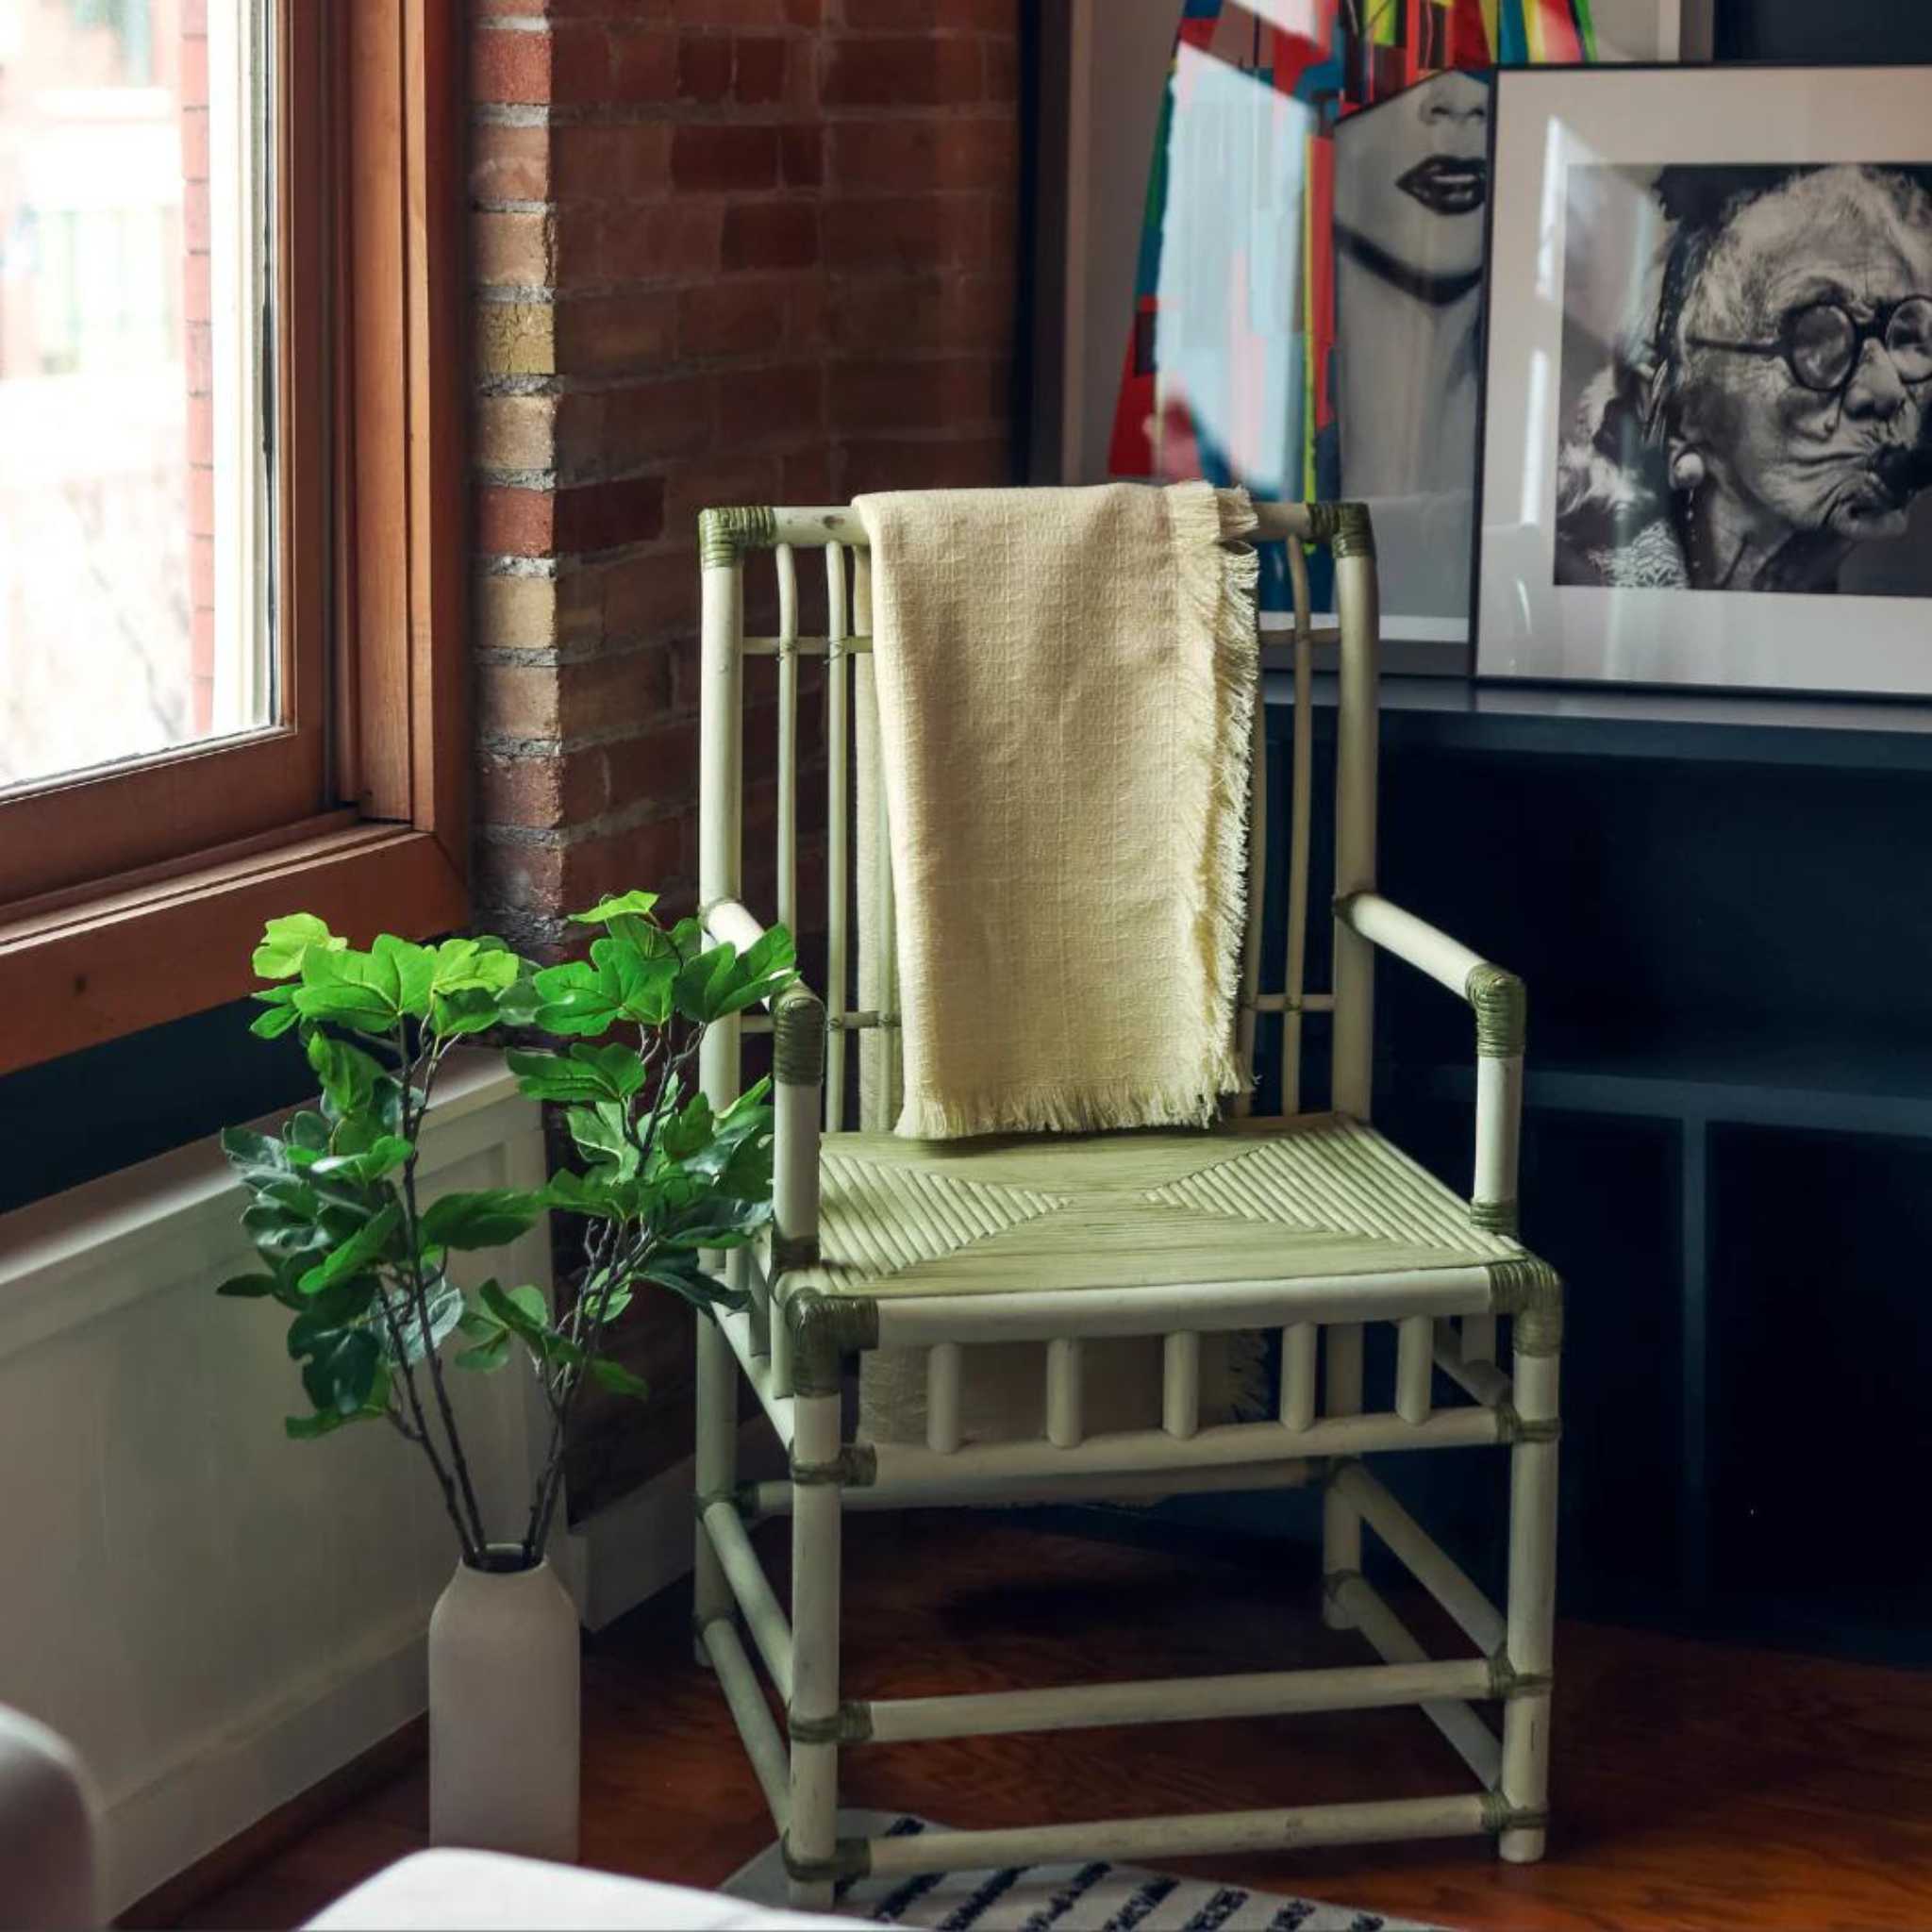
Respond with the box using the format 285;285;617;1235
1674;166;1932;574
1332;68;1491;293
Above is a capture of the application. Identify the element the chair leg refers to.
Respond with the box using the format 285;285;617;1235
1499;1341;1560;1863
1320;1323;1364;1628
693;1314;737;1658
787;1390;843;1911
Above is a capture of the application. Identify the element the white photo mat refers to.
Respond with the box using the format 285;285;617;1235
1474;63;1932;696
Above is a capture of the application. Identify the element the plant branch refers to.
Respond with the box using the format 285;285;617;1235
397;1021;491;1557
525;1015;706;1559
374;1276;478;1564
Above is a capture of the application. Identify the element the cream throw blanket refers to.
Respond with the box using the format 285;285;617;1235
851;480;1266;1445
855;479;1260;1139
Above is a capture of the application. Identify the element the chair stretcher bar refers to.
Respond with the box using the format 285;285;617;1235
867;1407;1501;1495
859;1656;1499;1744
698;1618;790;1834
857;1793;1493;1880
866;1266;1496;1349
742;1456;1319;1516
699;1498;793;1703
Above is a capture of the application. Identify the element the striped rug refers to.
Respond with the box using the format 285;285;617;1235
726;1815;1441;1931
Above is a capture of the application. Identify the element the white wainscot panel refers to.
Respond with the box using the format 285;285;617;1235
0;1055;553;1914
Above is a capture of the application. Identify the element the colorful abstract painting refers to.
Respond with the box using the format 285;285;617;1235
1108;0;1600;623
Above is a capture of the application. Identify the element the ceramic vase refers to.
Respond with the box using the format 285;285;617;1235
426;1546;580;1859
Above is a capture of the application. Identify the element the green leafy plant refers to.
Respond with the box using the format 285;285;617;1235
217;891;796;1571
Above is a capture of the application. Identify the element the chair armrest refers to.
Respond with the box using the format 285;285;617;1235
703;898;824;1272
1336;891;1525;1236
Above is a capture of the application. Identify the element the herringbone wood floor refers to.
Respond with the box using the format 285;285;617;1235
150;1515;1932;1931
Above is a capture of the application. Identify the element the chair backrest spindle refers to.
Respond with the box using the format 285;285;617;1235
824;542;852;1131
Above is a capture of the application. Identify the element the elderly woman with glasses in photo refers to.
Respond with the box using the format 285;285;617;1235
1557;163;1932;593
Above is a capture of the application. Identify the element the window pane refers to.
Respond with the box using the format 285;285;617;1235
0;0;272;795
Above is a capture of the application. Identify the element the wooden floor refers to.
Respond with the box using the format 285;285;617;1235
163;1514;1932;1931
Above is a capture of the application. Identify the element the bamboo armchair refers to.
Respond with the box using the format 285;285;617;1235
691;498;1562;1909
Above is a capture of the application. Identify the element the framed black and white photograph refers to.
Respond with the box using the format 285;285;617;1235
1474;63;1932;696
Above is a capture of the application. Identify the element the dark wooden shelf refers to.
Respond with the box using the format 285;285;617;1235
1264;670;1932;772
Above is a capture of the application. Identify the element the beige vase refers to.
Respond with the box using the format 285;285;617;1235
427;1548;580;1860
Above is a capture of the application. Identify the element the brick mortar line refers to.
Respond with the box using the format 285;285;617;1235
476;638;681;672
477;796;692;851
478;719;699;760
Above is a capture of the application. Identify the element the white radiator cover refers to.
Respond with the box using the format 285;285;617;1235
0;1054;561;1913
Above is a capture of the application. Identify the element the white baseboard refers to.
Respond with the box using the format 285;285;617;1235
104;1615;430;1912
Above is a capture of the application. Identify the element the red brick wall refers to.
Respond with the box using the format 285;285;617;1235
469;0;1022;953
467;0;1025;1505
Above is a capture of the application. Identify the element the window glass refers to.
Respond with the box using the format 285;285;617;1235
0;0;271;795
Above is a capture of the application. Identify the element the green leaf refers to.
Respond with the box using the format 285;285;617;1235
569;891;660;926
223;1124;291;1186
590;1357;650;1400
480;1279;549;1336
299;1326;384;1417
506;1283;550;1327
593;937;677;1027
641;1251;750;1314
285;1410;353;1440
296;1202;402;1297
308;1135;412;1184
420;1189;543;1251
581;1280;633;1324
306;1030;386;1119
506;1043;648;1106
479;1281;579;1367
216;1272;279;1299
529;959;620;1037
454;1333;512;1373
395;1279;468;1364
673;942;739;1025
565;1101;640;1181
662;1196;774;1252
242;1203;334;1262
292;947;404;1034
374;934;437;1018
743;923;796;983
541;1169;633;1220
431;937;525;995
429;988;503;1039
658;1091;715;1163
254;913;345;981
250;986;303;1039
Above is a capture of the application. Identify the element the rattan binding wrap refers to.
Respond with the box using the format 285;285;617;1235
774;984;827;1087
1487;1257;1564;1356
700;505;778;570
785;1290;880;1396
1466;963;1527;1059
1306;499;1376;558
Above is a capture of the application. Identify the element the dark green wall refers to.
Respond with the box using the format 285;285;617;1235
0;999;311;1213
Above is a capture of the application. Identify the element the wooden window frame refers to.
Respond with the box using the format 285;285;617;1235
0;0;468;1076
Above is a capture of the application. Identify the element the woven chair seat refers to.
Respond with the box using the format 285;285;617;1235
789;1113;1530;1301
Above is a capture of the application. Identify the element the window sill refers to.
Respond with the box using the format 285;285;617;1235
0;824;467;1076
